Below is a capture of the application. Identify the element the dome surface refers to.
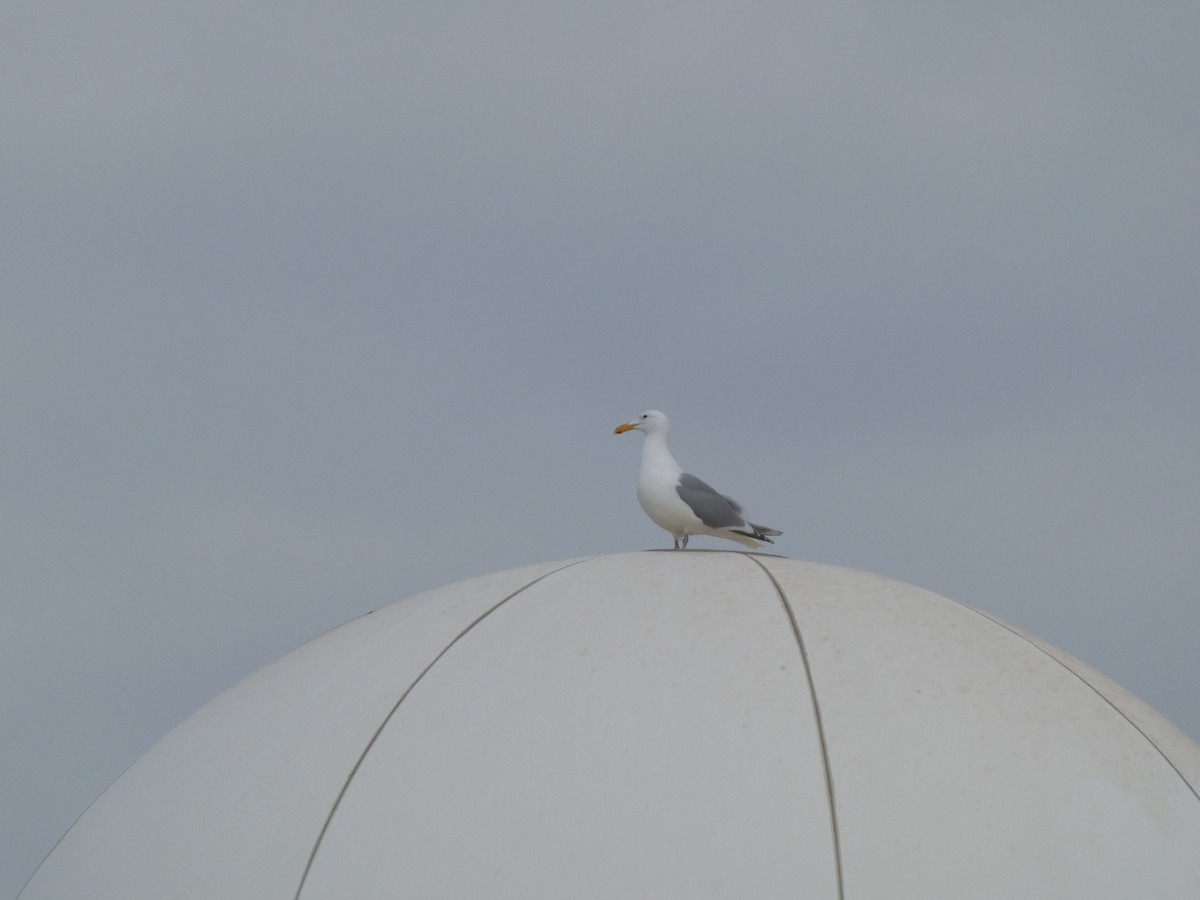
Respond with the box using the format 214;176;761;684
21;552;1200;899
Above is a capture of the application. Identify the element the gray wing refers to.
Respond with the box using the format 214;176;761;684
676;472;747;528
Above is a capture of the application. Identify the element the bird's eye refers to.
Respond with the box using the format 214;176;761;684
641;414;648;419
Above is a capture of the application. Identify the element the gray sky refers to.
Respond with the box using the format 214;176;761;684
4;2;1198;893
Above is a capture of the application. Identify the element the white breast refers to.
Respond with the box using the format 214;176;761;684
635;433;697;534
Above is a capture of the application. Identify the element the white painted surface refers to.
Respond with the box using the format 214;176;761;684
18;559;580;900
299;551;836;899
756;558;1200;900
20;553;1200;899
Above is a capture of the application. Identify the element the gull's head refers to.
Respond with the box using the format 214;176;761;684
614;409;669;436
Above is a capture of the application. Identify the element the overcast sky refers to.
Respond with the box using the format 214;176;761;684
4;2;1199;893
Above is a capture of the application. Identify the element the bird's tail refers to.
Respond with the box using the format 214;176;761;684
732;523;782;544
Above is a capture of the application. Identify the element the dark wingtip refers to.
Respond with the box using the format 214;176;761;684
730;528;776;544
746;523;781;542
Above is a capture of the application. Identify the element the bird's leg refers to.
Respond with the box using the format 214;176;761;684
680;533;689;550
673;535;682;550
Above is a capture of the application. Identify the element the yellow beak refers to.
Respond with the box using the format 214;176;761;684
614;422;637;434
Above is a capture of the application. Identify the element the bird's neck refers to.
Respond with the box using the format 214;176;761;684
641;431;682;478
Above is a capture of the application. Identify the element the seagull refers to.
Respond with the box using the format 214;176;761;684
614;409;782;550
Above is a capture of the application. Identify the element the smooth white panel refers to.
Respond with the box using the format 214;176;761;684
20;559;583;900
1010;622;1200;794
300;552;839;900
758;559;1200;900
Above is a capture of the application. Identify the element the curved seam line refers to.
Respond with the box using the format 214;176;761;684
746;554;845;900
17;753;145;897
942;594;1200;805
293;556;595;899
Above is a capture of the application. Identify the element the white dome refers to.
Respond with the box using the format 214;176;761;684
21;552;1200;899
